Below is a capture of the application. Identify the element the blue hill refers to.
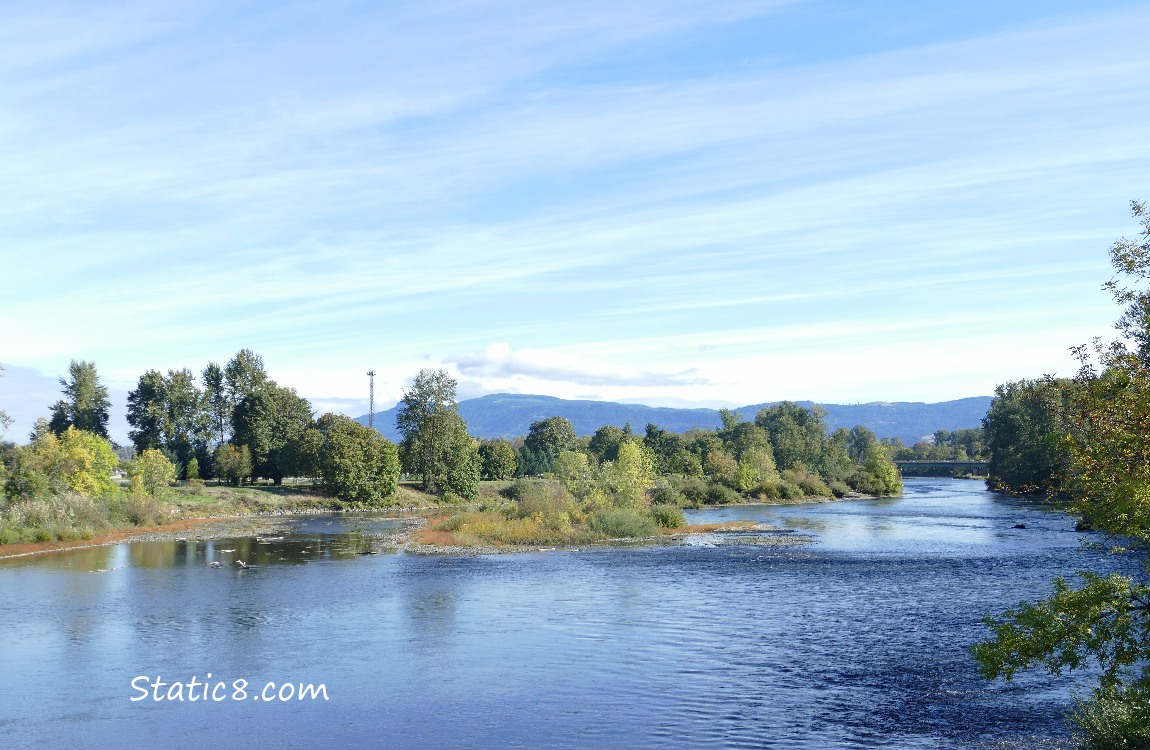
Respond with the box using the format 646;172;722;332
357;393;992;445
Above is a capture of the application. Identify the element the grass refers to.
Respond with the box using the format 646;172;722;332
0;479;449;550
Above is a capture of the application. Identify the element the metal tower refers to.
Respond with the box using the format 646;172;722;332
367;370;376;430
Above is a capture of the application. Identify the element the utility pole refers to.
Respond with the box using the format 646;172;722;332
367;370;376;431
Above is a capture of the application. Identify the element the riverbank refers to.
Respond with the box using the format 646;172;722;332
0;515;297;559
0;508;818;560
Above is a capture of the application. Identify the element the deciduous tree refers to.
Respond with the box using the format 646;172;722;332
315;414;399;504
232;385;314;485
48;361;111;438
396;369;478;497
523;416;577;474
754;402;827;472
478;439;518;480
126;449;177;496
975;200;1150;744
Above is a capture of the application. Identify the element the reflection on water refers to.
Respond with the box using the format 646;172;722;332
0;480;1127;749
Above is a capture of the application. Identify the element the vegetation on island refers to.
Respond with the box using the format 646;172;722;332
0;343;904;548
973;200;1150;747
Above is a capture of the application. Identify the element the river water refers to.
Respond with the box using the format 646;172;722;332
0;478;1130;749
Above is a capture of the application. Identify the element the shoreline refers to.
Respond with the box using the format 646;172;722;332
0;512;819;560
0;515;307;560
0;489;879;560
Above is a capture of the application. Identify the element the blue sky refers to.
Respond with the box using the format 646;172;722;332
2;0;1149;444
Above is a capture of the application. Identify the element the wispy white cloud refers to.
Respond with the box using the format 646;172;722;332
447;342;708;387
0;0;1146;423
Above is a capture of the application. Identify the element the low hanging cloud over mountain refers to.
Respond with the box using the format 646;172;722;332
446;343;708;388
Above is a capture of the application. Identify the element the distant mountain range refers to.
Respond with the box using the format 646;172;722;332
357;393;992;446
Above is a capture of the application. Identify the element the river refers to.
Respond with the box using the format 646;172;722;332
0;478;1128;748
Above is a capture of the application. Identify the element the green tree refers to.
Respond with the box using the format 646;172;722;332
643;423;686;473
735;445;779;493
665;449;704;478
223;349;269;413
438;415;480;499
754;402;827;472
214;443;252;486
589;424;632;464
552;449;595;497
126;449;177;496
201;362;231;445
315;414;399;504
858;443;903;496
524;416;577;474
5;427;118;499
982;378;1071;494
126;368;210;476
48;361;111;438
126;370;166;452
723;422;773;460
478;439;518;480
232;385;314;484
600;441;656;508
703;448;738;486
1107;200;1150;361
396;369;478;497
974;200;1150;745
719;408;742;430
845;426;879;463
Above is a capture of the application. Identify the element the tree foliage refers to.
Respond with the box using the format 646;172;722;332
48;361;111;438
315;414;399;504
600;441;656;509
478;439;518;480
396;369;478;497
5;427;118;499
126;368;211;477
974;200;1150;743
523;416;577;474
755;402;828;472
126;449;177;496
232;384;314;485
982;378;1070;494
214;443;252;486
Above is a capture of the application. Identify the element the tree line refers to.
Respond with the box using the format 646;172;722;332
2;346;904;516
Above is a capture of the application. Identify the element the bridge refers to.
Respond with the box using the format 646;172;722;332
894;460;989;472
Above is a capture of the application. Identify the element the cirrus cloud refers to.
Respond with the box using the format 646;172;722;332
447;343;709;388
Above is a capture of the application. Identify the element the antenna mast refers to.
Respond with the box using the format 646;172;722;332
367;370;376;430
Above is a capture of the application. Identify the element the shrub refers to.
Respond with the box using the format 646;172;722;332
705;483;742;505
673;476;710;507
782;469;832;498
649;504;686;529
111;493;166;526
778;481;803;500
505;480;581;527
829;480;851;498
588;508;657;538
650;483;686;507
2;492;109;541
754;481;782;500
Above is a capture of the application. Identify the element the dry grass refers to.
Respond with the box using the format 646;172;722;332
415;528;466;546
